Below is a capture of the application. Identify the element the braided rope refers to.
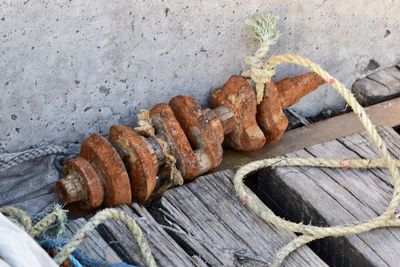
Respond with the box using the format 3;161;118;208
0;206;67;238
235;54;400;266
0;206;33;232
0;145;66;172
241;15;280;104
0;207;156;267
30;209;67;239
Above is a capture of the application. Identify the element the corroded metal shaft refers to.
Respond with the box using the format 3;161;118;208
56;72;324;210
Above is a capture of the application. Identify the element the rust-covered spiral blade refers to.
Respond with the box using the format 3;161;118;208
150;103;201;181
257;72;325;144
80;133;132;207
169;95;223;174
257;82;288;144
210;75;266;151
109;125;158;203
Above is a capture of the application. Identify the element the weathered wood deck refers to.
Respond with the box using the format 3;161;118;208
62;125;400;267
257;126;400;266
15;92;399;266
70;171;326;266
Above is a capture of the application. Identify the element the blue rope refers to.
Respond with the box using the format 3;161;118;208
40;239;83;267
40;239;139;267
72;249;134;267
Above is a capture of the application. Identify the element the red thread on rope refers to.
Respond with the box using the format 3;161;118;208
340;159;352;169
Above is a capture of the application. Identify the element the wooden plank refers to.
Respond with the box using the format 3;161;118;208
352;77;391;105
150;170;327;267
384;66;400;80
257;127;400;266
352;68;400;106
64;218;123;263
217;97;400;171
368;70;400;90
97;204;204;267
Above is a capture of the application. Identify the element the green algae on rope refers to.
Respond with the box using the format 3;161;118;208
241;14;280;104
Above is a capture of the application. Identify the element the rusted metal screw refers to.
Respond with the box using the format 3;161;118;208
202;106;236;144
56;72;325;210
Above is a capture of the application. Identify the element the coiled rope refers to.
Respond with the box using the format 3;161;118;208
0;206;156;267
235;53;400;266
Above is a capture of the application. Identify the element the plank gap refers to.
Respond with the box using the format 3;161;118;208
96;204;205;267
147;170;327;266
148;206;212;266
247;170;373;267
96;223;142;265
393;125;400;135
247;127;400;266
65;218;123;264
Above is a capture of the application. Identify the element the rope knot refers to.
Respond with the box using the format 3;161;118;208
242;14;280;104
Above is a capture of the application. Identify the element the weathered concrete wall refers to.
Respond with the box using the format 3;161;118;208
1;0;399;152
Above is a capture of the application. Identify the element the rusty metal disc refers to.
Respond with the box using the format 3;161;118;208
150;103;201;181
109;125;158;203
80;133;132;207
60;157;104;209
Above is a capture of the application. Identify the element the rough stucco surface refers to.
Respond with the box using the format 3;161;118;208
0;0;399;152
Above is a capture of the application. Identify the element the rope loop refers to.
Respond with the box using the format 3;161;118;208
234;54;400;266
53;208;156;267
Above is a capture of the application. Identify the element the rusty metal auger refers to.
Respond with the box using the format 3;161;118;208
55;73;325;210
